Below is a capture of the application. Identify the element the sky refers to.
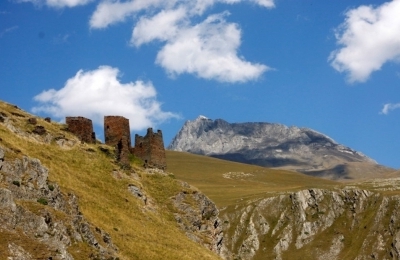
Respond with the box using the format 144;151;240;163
1;0;399;169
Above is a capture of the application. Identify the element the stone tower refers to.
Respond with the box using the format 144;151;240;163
104;116;131;146
104;116;131;166
66;116;96;143
133;128;166;170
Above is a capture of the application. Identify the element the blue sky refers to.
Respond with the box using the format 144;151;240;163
1;0;399;169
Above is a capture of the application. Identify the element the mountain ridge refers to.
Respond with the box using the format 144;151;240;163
168;116;392;180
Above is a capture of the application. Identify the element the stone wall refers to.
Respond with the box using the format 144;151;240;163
133;128;166;170
66;117;95;143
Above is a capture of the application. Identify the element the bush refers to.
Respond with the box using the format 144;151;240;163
48;184;54;191
12;180;20;187
37;198;48;205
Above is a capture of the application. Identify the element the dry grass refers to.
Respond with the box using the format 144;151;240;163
0;101;220;260
166;151;339;207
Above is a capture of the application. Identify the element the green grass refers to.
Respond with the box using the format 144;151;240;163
166;150;339;207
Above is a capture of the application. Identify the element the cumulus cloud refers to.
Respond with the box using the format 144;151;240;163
14;0;93;8
32;66;179;130
381;103;400;115
252;0;274;8
149;12;268;82
90;0;274;28
330;0;400;83
90;0;273;83
89;0;166;29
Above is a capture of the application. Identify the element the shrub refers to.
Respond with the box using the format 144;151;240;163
37;198;48;205
12;180;20;187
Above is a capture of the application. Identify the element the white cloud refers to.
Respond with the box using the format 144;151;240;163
251;0;274;8
132;8;187;46
32;66;179;130
90;0;275;29
15;0;93;8
151;12;268;82
90;0;273;83
90;0;167;29
330;0;400;83
381;103;400;115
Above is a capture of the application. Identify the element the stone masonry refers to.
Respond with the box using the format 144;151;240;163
104;116;131;146
66;115;167;170
104;116;131;167
66;117;96;143
133;128;167;170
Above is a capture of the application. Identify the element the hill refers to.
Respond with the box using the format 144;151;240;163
168;116;395;180
0;101;221;259
166;150;400;260
3;100;400;260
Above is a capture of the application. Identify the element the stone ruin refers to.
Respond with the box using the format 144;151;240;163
66;117;96;144
104;116;131;167
65;115;166;170
132;128;167;170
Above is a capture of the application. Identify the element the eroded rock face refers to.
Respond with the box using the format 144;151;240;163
172;182;223;255
219;188;400;260
168;116;386;180
0;146;118;260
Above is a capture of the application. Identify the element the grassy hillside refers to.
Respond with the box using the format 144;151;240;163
0;101;220;260
3;100;400;260
166;151;339;207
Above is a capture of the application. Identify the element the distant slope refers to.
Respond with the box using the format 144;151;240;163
166;150;338;207
166;150;400;260
168;116;394;180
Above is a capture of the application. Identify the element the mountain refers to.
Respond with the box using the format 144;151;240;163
168;116;393;180
3;99;400;260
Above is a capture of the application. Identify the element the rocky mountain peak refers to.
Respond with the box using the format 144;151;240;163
168;116;382;180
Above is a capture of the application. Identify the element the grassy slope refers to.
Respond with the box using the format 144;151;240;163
166;151;400;260
166;150;339;207
0;101;219;260
4;100;398;259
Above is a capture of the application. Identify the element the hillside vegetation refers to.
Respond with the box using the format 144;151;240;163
166;150;339;207
166;148;400;259
3;100;400;260
0;101;220;260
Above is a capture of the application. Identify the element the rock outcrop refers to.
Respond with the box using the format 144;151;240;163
219;188;400;260
172;182;223;255
168;116;392;180
0;146;118;259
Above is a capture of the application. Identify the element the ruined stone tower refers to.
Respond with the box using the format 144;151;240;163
104;116;131;146
66;116;95;143
133;128;166;170
104;116;131;166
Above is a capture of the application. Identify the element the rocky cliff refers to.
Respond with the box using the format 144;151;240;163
0;146;118;260
219;187;400;260
168;116;392;180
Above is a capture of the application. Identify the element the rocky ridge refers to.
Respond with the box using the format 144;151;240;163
168;116;392;180
0;145;118;259
172;182;224;255
219;188;400;260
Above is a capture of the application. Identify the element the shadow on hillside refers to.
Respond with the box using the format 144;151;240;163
300;164;352;180
210;153;304;168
